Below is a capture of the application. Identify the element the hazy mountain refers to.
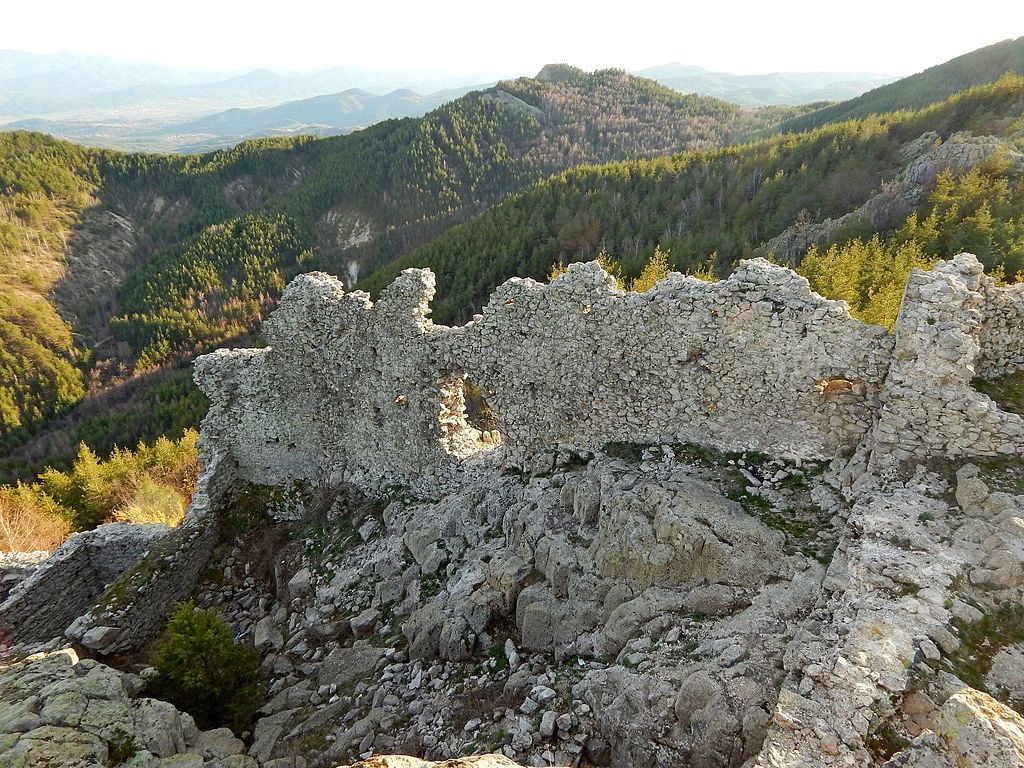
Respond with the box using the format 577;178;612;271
0;51;511;122
633;63;897;106
5;84;493;153
160;85;484;142
0;51;515;151
780;36;1024;131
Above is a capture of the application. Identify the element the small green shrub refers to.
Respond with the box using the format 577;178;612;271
145;602;266;735
106;728;137;766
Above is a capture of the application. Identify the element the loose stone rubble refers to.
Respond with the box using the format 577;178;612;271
5;252;1024;768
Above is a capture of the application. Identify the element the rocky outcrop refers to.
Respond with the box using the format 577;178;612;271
884;688;1024;767
0;648;253;768
765;131;1024;264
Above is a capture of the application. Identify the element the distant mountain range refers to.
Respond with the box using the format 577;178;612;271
4;84;489;153
0;50;897;152
634;64;897;106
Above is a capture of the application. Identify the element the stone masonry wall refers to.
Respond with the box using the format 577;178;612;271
444;260;893;464
194;271;470;489
195;258;896;488
977;280;1024;378
0;523;168;644
874;253;1024;459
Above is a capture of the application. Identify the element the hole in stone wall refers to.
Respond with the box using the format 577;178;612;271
438;373;502;457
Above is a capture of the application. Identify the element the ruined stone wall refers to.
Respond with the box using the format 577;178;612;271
62;450;235;654
195;258;894;488
977;281;1024;378
444;260;893;464
874;254;1024;459
193;253;1024;487
0;523;168;644
194;271;471;489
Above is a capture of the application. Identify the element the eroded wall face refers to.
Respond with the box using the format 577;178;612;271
445;261;893;464
977;282;1024;378
195;259;896;487
195;270;461;487
875;254;1024;459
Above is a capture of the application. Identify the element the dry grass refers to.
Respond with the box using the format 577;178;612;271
0;485;71;552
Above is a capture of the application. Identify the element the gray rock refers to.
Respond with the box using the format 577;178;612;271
196;728;244;758
350;608;381;638
539;710;558;737
317;645;385;689
81;625;123;650
253;616;284;651
287;568;313;598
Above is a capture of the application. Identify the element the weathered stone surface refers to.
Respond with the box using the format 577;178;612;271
80;625;121;650
987;646;1024;706
196;258;892;491
253;616;284;652
286;568;312;599
195;728;244;759
316;644;386;689
935;687;1024;765
0;649;222;768
335;756;530;767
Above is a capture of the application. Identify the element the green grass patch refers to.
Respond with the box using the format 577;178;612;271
973;371;1024;416
934;604;1024;713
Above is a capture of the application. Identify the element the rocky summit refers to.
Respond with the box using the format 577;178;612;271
4;255;1024;768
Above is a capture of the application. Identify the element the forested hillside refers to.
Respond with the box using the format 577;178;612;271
0;134;100;436
362;75;1024;325
782;36;1024;132
0;66;764;480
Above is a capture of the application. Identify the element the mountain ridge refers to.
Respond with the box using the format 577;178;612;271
781;35;1024;131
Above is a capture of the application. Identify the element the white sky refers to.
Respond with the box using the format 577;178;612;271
2;0;1021;78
